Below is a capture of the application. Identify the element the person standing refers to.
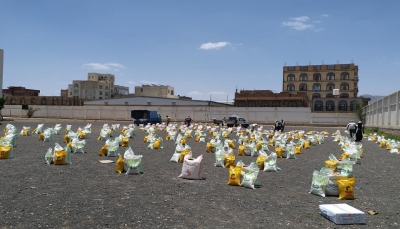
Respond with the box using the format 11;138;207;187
166;115;171;126
185;116;192;127
355;121;364;142
274;120;282;132
346;120;357;138
281;119;285;132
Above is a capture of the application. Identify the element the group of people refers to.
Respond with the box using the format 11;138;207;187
274;120;285;132
166;115;192;127
346;120;364;142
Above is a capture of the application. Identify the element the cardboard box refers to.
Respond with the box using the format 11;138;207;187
319;204;366;225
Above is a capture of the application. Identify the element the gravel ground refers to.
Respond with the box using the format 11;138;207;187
0;120;399;229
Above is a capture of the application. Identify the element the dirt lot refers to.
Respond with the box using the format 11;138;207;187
0;120;399;229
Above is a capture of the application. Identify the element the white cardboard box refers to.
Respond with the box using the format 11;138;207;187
319;204;366;225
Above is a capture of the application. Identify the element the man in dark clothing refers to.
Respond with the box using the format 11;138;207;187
355;121;364;142
185;116;192;127
166;115;170;126
281;119;285;132
274;120;282;132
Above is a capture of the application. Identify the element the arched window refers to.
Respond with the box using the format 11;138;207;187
272;101;280;107
340;93;349;98
312;83;321;91
67;99;71;106
287;74;295;81
299;83;307;91
41;98;47;105
248;102;256;107
341;72;349;80
313;73;321;81
261;102;269;107
171;90;174;95
10;98;16;105
20;98;26;104
53;98;58;105
340;82;349;91
326;83;335;91
314;100;323;111
238;102;245;107
326;72;335;80
338;100;348;111
326;93;334;98
288;102;297;107
350;100;359;111
287;83;295;91
326;100;335;111
300;73;308;81
105;86;109;90
312;93;321;99
31;98;36;104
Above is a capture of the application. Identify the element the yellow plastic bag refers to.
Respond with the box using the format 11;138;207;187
54;149;66;165
186;132;192;138
22;129;29;136
339;153;350;161
195;135;200;142
338;177;356;200
228;141;236;149
224;154;235;168
98;144;108;157
180;137;187;145
63;135;70;143
153;139;161;149
386;144;392;150
268;132;274;138
268;139;275;146
116;155;124;173
238;145;245;156
143;136;148;143
227;166;242;186
256;142;262;151
0;145;11;159
294;134;299;140
256;155;266;170
294;146;302;154
275;147;283;158
223;132;229;138
39;133;45;141
303;141;311;149
178;150;191;163
206;142;213;153
79;132;86;140
166;134;170;141
121;137;129;147
287;136;292;141
325;160;338;173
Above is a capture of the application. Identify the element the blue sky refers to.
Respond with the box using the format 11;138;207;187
1;0;399;102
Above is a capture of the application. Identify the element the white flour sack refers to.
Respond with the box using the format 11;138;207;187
179;153;203;180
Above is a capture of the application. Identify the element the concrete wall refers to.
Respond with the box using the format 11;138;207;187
3;104;357;125
365;90;400;129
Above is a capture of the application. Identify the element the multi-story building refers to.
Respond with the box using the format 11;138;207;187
66;73;129;100
234;90;309;107
282;63;367;111
134;84;178;99
3;86;40;96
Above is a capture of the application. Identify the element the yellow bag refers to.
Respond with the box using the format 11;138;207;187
386;144;392;150
116;155;124;173
338;177;356;200
186;132;192;138
339;153;350;161
268;132;274;138
0;145;11;159
303;141;311;149
371;136;377;141
224;154;235;168
208;130;213;135
325;160;338;173
256;142;262;151
287;136;292;141
238;145;245;156
206;142;213;153
166;134;170;141
268;139;274;146
79;132;86;140
54;149;66;165
195;135;200;142
97;136;102;141
178;150;191;163
228;141;236;149
275;147;283;158
294;146;302;154
223;132;229;138
122;137;129;147
67;142;73;149
256;155;266;170
98;144;108;157
39;133;45;141
379;141;386;148
22;129;29;136
243;137;249;144
227;166;242;186
180;137;186;145
153;139;161;149
63;135;70;143
143;136;148;143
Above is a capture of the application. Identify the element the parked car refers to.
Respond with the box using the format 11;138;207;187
225;115;249;128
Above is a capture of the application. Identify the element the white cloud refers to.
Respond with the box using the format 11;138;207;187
140;80;158;85
321;14;329;17
128;81;135;84
282;16;324;31
82;62;125;70
187;91;203;96
199;42;231;50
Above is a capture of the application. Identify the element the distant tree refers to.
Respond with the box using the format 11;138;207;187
0;97;7;111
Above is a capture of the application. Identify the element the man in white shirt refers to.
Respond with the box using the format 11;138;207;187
346;120;357;138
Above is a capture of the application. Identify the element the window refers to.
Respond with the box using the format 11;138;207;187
99;85;103;89
20;98;26;104
300;73;308;81
248;102;256;107
272;101;280;107
288;102;297;107
338;100;348;111
31;98;36;103
326;83;335;91
41;98;47;105
53;98;58;105
326;100;335;111
312;83;321;91
171;90;174;95
327;65;335;70
141;88;143;92
326;93;334;98
300;66;308;70
313;65;321;71
288;66;295;71
350;101;359;111
261;102;269;107
341;72;349;80
299;83;307;91
314;100;323;111
313;73;321;81
340;82;349;90
340;93;349;98
326;73;335;80
287;83;295;91
287;74;295;81
105;92;108;96
92;84;96;89
341;64;350;69
312;93;321;99
99;91;103;95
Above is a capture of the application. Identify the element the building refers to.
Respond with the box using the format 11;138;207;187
65;73;129;100
282;63;367;111
3;86;40;96
234;89;309;107
134;84;178;99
